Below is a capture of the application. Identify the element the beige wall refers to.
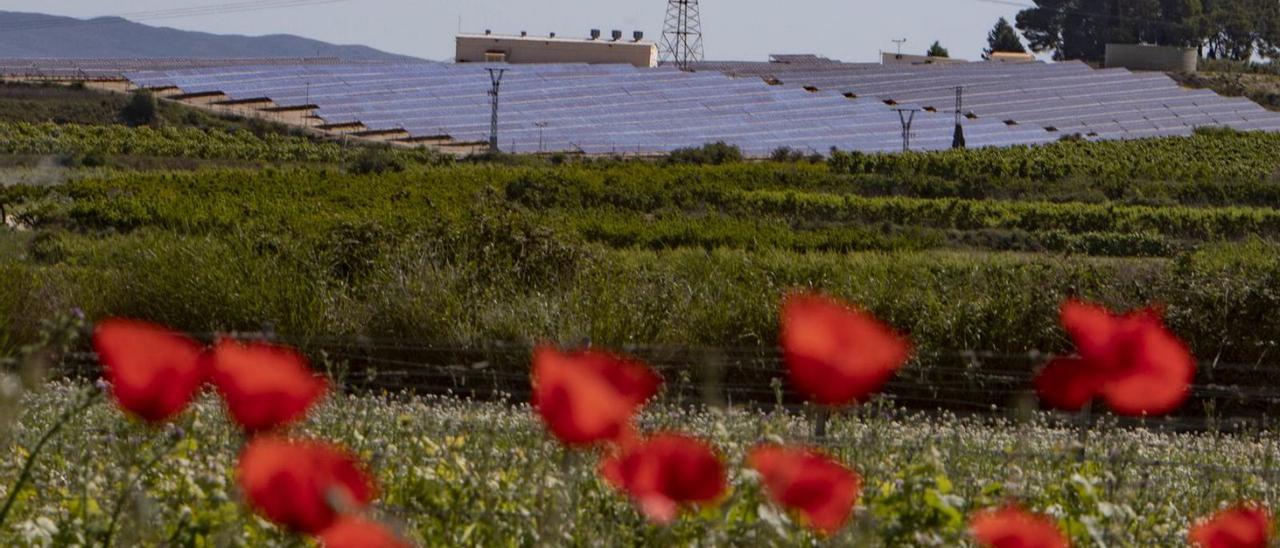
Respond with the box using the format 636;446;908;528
456;35;658;67
881;52;968;66
1105;44;1198;73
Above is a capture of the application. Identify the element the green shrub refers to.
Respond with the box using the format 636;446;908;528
348;145;408;175
119;90;159;127
667;141;744;165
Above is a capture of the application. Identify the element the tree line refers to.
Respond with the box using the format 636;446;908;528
1014;0;1280;61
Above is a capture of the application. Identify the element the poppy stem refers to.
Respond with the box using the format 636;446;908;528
1076;402;1092;463
102;432;181;547
813;407;830;440
0;386;101;528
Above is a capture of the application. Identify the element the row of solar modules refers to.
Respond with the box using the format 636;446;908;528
126;61;1052;155
0;57;403;80
691;59;1280;140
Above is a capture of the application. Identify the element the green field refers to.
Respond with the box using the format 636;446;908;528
4;85;1280;545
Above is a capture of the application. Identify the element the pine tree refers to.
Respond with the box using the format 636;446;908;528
927;41;950;58
984;17;1028;59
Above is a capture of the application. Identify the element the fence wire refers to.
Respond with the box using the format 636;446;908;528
33;328;1280;433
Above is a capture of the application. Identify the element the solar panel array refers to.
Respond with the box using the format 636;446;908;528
692;58;1280;139
124;61;1061;155
115;56;1280;155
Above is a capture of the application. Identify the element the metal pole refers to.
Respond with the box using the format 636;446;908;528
893;38;907;56
486;68;506;154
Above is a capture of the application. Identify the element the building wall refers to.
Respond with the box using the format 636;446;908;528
881;52;968;66
456;35;658;67
1105;44;1197;73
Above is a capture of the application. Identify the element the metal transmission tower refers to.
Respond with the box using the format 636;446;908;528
486;68;506;154
951;86;966;149
660;0;704;70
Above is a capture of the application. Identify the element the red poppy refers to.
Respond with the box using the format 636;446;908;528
208;338;327;432
1035;300;1196;416
237;436;376;535
93;319;206;423
1189;504;1272;548
780;293;911;406
531;346;661;446
599;433;726;524
970;506;1069;548
748;444;861;535
319;516;412;548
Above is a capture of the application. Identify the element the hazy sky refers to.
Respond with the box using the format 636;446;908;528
5;1;1027;62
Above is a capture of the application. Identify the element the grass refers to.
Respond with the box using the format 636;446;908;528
0;383;1276;546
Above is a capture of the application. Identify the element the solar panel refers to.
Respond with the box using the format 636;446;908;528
101;56;1280;156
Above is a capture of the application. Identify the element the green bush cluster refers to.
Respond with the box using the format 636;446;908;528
830;131;1280;183
0;122;450;166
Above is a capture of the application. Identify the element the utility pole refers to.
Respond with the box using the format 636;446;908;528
486;68;506;154
893;107;920;153
952;86;966;149
534;121;548;153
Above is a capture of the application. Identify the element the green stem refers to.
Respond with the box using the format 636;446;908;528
103;433;180;547
813;407;831;440
0;387;101;527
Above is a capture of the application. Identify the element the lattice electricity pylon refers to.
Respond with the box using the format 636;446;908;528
660;0;705;70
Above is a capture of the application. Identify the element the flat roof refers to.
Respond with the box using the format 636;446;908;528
457;33;656;47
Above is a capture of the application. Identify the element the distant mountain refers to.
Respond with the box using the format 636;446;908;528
0;11;419;61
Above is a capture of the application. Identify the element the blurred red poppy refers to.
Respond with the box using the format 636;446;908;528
237;436;376;535
1190;504;1272;548
748;444;861;535
531;346;661;446
970;506;1069;548
1035;300;1195;416
780;293;911;406
599;433;726;524
319;516;411;548
93;319;206;423
208;338;327;432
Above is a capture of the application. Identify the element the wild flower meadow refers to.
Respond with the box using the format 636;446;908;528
0;294;1275;546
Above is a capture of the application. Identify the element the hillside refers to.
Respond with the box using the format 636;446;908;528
0;10;417;60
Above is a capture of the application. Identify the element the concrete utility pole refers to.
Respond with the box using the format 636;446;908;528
486;68;507;154
534;121;548;153
893;107;920;152
952;86;966;149
892;38;907;56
